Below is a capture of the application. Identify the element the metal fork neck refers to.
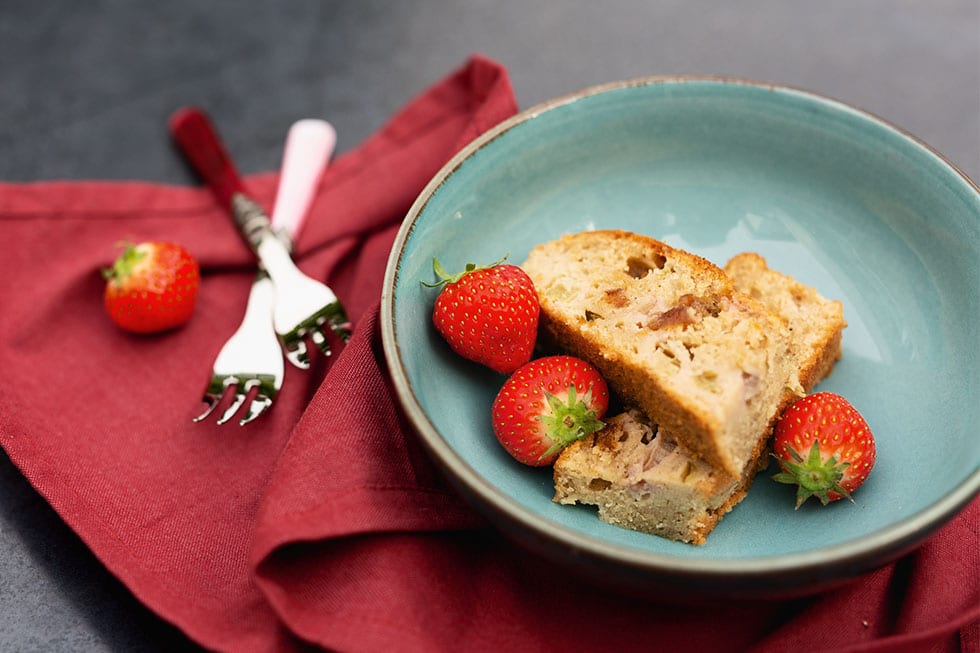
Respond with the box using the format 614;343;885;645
230;193;272;250
229;193;317;309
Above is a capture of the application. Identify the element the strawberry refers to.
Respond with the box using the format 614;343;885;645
102;241;200;334
424;257;539;374
491;355;609;466
772;392;876;508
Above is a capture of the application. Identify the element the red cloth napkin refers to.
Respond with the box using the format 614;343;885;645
1;55;977;653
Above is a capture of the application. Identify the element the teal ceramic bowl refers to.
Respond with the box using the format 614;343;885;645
380;77;980;598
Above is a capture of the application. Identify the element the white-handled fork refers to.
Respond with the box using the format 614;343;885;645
192;119;337;425
170;107;351;370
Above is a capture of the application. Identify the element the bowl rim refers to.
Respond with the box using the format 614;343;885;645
380;75;980;583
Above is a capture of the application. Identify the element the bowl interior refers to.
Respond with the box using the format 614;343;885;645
387;79;979;565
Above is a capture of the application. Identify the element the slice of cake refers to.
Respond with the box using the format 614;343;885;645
523;230;804;479
550;246;846;544
724;252;845;392
553;410;746;544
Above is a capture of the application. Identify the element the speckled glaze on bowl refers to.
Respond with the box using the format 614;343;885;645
380;76;980;599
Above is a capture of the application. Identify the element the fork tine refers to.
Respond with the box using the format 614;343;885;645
325;314;352;343
216;392;248;426
309;327;332;357
193;392;224;423
283;338;311;369
331;322;353;343
240;395;272;426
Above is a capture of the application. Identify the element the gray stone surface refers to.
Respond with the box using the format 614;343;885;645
1;1;977;650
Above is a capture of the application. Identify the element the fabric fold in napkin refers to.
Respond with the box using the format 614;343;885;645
0;54;977;652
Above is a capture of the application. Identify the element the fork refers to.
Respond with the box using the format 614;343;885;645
189;118;337;425
169;107;352;370
194;273;281;425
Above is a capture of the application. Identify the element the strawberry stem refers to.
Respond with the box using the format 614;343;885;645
421;255;509;288
536;384;605;459
101;243;145;283
772;440;853;508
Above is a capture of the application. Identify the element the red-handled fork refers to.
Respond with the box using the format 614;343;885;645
170;108;351;370
189;118;336;425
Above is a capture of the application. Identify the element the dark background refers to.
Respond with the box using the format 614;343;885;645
1;1;977;649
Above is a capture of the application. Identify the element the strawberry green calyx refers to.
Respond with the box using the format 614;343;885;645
536;384;605;459
102;243;146;284
421;255;508;288
772;440;853;509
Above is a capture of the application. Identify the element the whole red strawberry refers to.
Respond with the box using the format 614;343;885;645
103;241;200;334
425;257;539;374
491;355;609;466
772;392;876;508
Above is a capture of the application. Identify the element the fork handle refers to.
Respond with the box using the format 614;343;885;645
169;106;279;252
168;106;247;211
271;119;336;241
